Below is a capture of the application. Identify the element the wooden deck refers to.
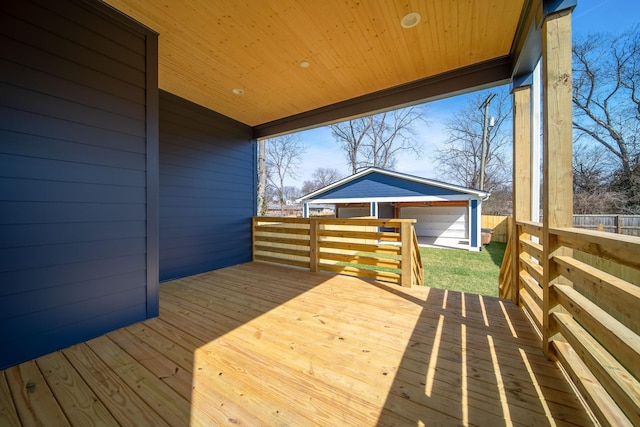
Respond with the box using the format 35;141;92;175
1;263;594;426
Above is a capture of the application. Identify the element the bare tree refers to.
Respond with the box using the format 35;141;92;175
330;107;425;174
264;134;306;215
434;89;512;193
572;28;640;210
257;139;268;215
301;167;342;195
572;142;625;214
282;186;302;203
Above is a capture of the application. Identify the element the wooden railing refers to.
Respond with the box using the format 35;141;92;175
252;217;424;287
500;220;640;426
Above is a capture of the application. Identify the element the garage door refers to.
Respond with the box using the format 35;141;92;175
399;206;468;239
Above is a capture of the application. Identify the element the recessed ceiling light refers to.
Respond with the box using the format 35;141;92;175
232;88;244;95
299;61;310;68
400;12;421;29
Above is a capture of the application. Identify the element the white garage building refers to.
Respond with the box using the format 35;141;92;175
298;168;490;251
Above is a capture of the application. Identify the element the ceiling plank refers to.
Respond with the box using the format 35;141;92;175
103;0;526;127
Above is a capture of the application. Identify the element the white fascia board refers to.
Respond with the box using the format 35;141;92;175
305;195;472;204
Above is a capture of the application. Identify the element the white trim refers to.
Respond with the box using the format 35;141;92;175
468;202;473;250
297;167;490;202
305;195;477;204
370;201;378;218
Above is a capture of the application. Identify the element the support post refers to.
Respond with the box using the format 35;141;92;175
541;7;574;357
401;221;413;288
512;84;532;305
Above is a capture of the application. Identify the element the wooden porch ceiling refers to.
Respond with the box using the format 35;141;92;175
0;263;593;426
103;0;527;131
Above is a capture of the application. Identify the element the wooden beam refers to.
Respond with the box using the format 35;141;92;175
253;57;512;138
541;8;574;357
512;84;532;305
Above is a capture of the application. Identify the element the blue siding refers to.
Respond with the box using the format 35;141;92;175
0;0;156;369
315;172;465;199
159;91;255;281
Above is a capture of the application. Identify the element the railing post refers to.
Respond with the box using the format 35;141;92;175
401;221;412;287
309;218;319;272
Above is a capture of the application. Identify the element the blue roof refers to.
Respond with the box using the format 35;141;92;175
299;168;489;202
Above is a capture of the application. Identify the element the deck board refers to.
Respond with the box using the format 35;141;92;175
1;262;594;426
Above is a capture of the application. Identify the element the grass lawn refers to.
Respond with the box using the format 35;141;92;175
340;241;507;297
420;242;506;297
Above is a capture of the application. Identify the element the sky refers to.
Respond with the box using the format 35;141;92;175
279;0;640;188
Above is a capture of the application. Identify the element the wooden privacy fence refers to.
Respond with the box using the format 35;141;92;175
252;217;424;287
573;214;640;236
481;215;512;242
500;221;640;426
488;215;640;242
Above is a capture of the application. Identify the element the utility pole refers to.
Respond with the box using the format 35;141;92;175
479;93;496;191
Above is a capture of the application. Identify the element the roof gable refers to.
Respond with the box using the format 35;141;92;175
299;168;489;202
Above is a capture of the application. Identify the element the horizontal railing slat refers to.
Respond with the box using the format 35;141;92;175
520;256;543;285
254;245;310;258
319;252;401;269
319;240;402;255
255;226;310;235
316;218;415;227
519;238;543;261
254;217;311;224
552;227;640;271
254;235;310;246
318;229;400;241
519;271;542;308
518;221;543;238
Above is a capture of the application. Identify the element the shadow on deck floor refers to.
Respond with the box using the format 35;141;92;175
0;263;593;426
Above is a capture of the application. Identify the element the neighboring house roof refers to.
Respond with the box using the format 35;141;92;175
298;168;490;203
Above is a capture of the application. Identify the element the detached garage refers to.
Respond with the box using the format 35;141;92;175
298;168;490;251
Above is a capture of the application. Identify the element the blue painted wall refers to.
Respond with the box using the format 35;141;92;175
159;91;256;281
0;0;156;369
314;172;466;199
